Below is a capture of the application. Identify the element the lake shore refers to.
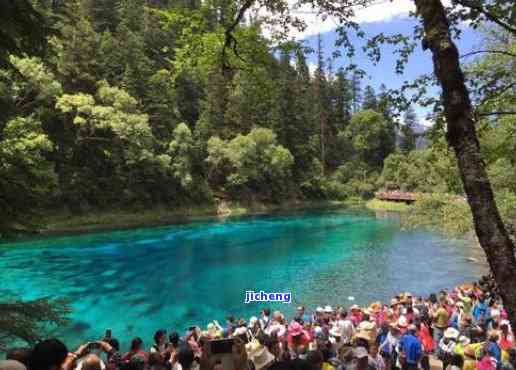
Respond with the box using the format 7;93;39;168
5;200;354;241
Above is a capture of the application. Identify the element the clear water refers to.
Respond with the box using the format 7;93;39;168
0;208;485;349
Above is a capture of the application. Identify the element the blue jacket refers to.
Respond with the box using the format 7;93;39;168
487;340;501;363
400;334;422;365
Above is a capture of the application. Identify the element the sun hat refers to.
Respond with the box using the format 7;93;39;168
267;322;286;337
459;336;471;346
357;320;376;332
353;346;369;359
316;306;324;313
324;305;333;313
350;304;361;311
249;316;258;327
246;340;275;370
444;327;460;340
369;302;382;314
233;326;248;336
390;298;399;307
354;330;373;343
288;321;304;337
500;320;510;327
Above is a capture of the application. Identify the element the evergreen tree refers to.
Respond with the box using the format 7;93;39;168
84;0;119;33
54;0;98;92
350;69;362;113
362;85;378;111
400;106;418;153
333;68;352;127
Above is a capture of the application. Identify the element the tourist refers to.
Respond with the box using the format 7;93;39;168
446;353;464;370
433;301;451;347
150;330;167;354
499;321;514;352
501;348;516;370
8;276;516;370
438;328;460;370
486;331;502;364
5;348;32;367
398;325;422;370
28;339;70;370
122;338;147;363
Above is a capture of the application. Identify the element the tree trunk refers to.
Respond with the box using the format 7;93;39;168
413;0;516;333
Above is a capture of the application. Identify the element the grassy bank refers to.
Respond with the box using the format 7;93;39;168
365;198;411;212
16;200;347;239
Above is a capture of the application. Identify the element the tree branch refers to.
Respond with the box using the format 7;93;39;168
221;0;255;71
454;0;516;35
461;50;516;59
477;111;516;117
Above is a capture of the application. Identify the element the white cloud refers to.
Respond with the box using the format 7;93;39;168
260;0;452;41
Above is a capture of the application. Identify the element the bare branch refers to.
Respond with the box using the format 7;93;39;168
461;50;516;59
477;111;516;117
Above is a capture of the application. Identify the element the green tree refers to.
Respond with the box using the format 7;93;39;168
0;298;70;352
400;106;417;153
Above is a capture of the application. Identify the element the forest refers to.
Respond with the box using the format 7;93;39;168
0;0;514;237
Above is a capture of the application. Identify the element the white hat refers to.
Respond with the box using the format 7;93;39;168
266;322;286;337
324;305;333;313
316;306;324;313
233;326;248;336
357;321;376;332
353;347;369;359
459;336;471;346
247;341;275;370
500;320;510;327
444;327;460;340
249;316;258;327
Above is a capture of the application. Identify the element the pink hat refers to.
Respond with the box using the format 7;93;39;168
288;321;304;337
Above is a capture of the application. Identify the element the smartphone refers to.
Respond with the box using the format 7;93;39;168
87;342;101;351
210;338;234;354
104;329;112;340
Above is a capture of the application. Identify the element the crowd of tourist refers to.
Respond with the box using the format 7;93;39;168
2;275;515;370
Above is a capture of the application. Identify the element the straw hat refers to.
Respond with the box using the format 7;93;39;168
444;327;460;340
316;306;324;313
353;346;369;359
354;330;373;343
246;341;275;370
390;298;399;307
369;302;382;314
357;320;376;332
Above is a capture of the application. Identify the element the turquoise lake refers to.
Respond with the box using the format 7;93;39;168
0;208;486;349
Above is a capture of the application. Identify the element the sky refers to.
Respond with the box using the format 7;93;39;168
264;0;485;125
